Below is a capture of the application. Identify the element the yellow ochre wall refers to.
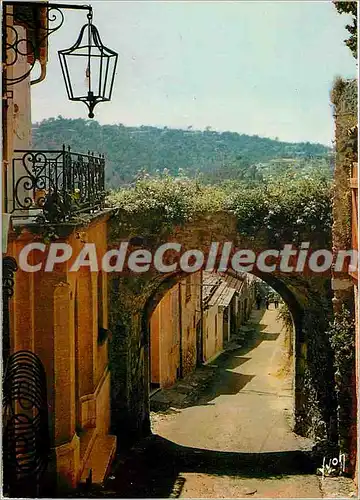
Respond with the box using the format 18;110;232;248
203;307;223;363
7;215;112;487
150;272;202;388
180;273;201;377
151;284;180;388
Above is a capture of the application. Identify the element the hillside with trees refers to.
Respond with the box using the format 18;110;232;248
32;117;332;188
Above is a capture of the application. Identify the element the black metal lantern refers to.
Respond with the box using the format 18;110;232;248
58;11;118;118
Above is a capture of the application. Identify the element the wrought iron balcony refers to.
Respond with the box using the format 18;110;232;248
6;146;106;223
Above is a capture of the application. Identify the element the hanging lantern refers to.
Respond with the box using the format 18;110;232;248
58;12;118;118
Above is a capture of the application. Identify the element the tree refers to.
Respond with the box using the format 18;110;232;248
334;1;357;58
32;117;331;189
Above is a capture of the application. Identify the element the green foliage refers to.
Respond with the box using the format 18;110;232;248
334;1;357;58
328;306;355;370
108;173;226;239
328;305;356;455
225;173;332;244
109;172;332;245
276;303;293;332
300;298;337;446
32;117;331;189
330;77;357;120
330;76;348;107
254;280;273;298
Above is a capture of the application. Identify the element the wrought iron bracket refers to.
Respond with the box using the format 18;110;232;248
3;256;18;301
3;350;50;496
2;256;18;367
2;90;14;100
3;1;92;86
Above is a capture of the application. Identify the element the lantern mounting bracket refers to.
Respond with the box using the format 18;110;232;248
2;1;93;86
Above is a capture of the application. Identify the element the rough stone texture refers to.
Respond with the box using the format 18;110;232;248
108;211;336;454
331;77;358;475
331;78;357;312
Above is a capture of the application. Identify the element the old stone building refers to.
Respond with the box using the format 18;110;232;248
149;270;256;389
331;77;358;478
202;271;255;362
150;272;201;389
2;2;117;492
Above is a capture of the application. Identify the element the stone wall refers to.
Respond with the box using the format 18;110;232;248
149;273;201;388
108;211;337;452
180;273;201;376
331;77;358;474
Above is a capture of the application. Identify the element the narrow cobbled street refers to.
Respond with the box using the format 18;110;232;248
105;307;324;498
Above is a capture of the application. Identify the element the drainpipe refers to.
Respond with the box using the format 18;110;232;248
178;282;183;379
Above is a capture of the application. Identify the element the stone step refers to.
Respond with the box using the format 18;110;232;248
80;428;97;471
80;434;117;486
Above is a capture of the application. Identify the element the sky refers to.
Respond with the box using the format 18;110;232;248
31;1;357;145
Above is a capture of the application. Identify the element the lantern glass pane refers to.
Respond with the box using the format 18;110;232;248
63;54;91;99
89;55;102;98
58;22;118;116
101;54;117;100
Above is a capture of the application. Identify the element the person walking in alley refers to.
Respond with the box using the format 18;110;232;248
265;297;270;309
274;297;279;308
256;294;262;310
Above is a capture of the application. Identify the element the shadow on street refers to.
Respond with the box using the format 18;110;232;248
104;434;316;498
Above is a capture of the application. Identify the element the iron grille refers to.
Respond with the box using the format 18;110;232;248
3;350;50;496
7;146;106;222
2;256;18;366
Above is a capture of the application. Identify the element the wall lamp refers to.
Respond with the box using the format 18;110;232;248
2;1;118;118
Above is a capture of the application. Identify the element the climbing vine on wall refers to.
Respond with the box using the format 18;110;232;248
328;306;356;456
276;303;293;332
304;301;337;437
108;173;332;246
329;306;356;368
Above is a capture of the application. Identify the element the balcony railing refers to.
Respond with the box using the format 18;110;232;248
6;146;106;223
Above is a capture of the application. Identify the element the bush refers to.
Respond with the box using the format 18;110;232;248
108;172;332;244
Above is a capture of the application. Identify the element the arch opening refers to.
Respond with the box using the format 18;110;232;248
107;212;337;459
141;269;304;453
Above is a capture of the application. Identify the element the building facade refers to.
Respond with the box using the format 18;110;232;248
150;272;202;389
202;271;255;362
331;77;358;478
2;2;116;492
150;270;256;388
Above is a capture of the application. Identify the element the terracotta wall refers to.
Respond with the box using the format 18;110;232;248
150;305;161;385
150;272;257;391
203;306;223;362
180;273;201;376
7;214;112;486
2;8;115;490
150;284;181;388
149;271;202;387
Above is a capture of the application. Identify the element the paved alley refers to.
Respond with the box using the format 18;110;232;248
104;307;323;498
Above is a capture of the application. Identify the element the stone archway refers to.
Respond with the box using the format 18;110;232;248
140;268;306;430
107;211;337;450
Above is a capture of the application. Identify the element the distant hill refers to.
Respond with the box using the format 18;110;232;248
32;117;331;188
